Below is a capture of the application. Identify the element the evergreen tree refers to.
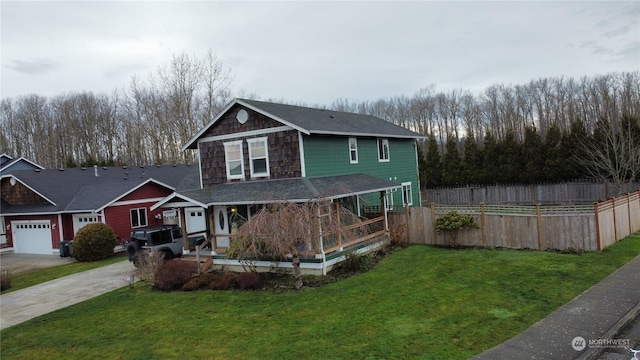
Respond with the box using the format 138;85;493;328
561;120;589;179
482;131;500;184
442;134;463;186
522;126;545;183
462;134;483;184
497;130;522;183
424;133;443;188
543;124;564;181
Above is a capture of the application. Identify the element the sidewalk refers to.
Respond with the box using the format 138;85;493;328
0;260;134;330
473;254;640;360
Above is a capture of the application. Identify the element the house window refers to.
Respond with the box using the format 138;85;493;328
130;208;148;228
247;137;270;178
402;182;413;206
378;138;390;162
224;140;244;180
385;189;394;211
349;138;358;164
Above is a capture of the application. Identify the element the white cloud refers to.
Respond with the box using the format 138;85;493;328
1;1;638;103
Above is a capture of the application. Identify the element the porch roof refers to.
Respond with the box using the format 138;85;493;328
153;173;399;209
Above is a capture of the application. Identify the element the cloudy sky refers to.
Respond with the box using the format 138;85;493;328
1;1;639;105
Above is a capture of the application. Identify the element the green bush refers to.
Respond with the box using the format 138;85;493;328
435;211;479;247
72;223;118;261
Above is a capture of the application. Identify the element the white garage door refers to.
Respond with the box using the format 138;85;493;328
12;221;53;254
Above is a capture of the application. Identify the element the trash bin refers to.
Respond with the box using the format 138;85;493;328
68;241;74;257
59;241;71;257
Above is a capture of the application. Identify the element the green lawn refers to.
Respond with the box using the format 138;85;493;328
1;253;127;294
2;234;639;360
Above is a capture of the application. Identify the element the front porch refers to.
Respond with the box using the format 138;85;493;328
151;174;399;275
187;230;389;276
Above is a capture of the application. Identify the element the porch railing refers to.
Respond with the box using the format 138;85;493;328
207;215;387;257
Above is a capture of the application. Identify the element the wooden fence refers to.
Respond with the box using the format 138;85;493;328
389;190;640;251
422;181;640;205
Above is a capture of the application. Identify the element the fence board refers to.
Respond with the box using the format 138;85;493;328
390;190;639;252
423;181;640;205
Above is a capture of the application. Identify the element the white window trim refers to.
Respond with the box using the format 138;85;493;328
247;137;270;178
224;140;245;180
378;138;390;162
348;137;358;164
385;189;394;211
402;182;413;206
130;208;148;228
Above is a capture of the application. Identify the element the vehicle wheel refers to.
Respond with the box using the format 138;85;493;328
126;242;139;263
161;249;173;260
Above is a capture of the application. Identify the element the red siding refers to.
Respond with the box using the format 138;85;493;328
104;202;166;242
61;214;74;241
119;183;172;201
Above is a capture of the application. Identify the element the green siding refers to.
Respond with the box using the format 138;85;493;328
302;135;421;207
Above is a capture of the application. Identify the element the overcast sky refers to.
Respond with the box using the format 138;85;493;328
1;1;639;105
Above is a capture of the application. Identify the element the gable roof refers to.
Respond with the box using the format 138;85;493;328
1;164;200;215
184;98;425;150
0;156;44;175
153;173;399;208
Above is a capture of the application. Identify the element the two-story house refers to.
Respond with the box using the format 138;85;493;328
154;98;425;273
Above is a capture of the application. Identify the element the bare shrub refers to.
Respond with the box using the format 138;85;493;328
1;269;12;291
154;259;198;291
134;250;165;284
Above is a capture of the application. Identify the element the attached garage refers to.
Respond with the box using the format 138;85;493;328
12;220;53;254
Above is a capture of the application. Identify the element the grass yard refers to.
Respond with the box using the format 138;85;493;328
1;253;127;294
2;233;639;359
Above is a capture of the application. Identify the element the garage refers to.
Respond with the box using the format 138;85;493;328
12;221;53;254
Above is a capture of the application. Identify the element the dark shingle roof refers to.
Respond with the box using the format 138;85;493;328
169;173;398;206
1;164;200;215
184;98;424;149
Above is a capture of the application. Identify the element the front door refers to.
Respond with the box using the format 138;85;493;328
213;206;230;248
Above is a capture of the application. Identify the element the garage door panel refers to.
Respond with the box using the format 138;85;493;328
12;221;53;254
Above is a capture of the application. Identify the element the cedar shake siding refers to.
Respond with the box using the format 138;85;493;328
1;179;50;205
198;105;302;187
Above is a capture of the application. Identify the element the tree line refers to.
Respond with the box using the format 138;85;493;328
418;115;640;192
1;50;638;188
0;50;234;167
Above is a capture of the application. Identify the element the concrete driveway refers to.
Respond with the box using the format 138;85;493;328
0;259;135;330
0;252;76;275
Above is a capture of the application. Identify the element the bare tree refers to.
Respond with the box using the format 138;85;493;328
576;116;640;195
227;200;371;290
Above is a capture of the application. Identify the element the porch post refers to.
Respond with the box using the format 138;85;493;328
179;208;189;254
208;206;218;254
381;191;388;231
335;202;342;250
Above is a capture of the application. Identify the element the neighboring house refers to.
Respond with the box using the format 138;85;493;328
154;98;425;273
0;154;44;176
0;164;202;254
0;154;45;247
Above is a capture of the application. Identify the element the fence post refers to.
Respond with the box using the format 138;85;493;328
612;197;618;243
405;205;410;244
480;202;487;247
536;203;543;251
628;193;632;236
430;202;437;245
594;201;601;251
